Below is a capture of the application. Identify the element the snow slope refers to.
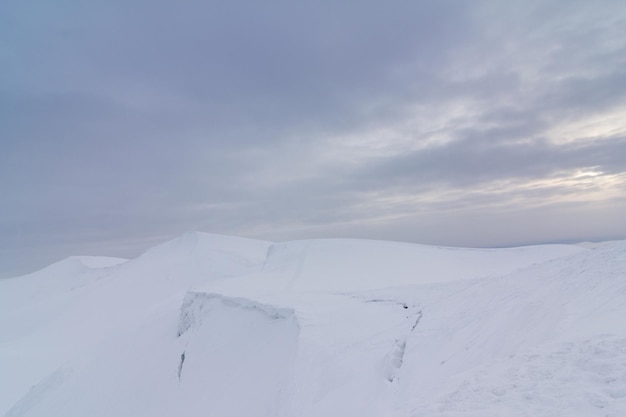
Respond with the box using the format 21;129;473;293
1;232;625;416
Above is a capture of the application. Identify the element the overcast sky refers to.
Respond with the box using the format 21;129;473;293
2;0;626;277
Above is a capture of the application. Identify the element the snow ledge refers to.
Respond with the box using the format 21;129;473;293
178;291;298;337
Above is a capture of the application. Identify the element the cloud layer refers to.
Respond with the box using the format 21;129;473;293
2;0;626;276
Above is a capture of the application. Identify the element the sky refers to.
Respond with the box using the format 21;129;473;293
2;0;626;277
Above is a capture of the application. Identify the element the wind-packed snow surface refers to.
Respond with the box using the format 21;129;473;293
1;232;625;416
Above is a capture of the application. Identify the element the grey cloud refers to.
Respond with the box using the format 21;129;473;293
2;0;626;277
3;0;472;125
540;71;626;117
233;135;626;233
358;136;626;189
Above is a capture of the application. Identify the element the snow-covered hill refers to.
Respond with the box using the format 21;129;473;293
1;232;625;416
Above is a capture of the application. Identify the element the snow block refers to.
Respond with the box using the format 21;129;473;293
175;292;300;417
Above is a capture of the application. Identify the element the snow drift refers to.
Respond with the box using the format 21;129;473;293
1;232;625;416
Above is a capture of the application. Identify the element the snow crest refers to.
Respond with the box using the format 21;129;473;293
178;291;298;337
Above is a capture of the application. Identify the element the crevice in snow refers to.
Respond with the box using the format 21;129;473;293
386;309;422;383
177;351;186;381
411;310;423;332
361;298;424;383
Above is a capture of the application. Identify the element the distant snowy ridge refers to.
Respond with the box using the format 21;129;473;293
6;255;127;281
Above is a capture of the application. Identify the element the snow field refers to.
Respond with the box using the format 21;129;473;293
1;233;625;417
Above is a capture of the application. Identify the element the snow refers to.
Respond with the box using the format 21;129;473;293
1;232;625;416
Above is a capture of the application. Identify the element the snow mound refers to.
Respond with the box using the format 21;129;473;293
69;256;128;269
6;255;126;283
117;231;271;283
257;239;585;292
137;231;270;267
